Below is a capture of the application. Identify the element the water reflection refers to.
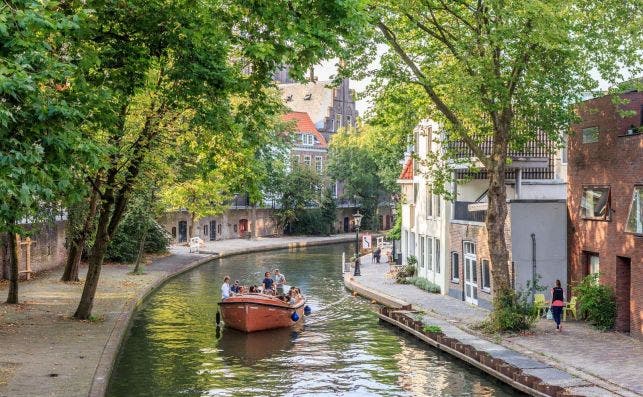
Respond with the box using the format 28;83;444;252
107;244;519;397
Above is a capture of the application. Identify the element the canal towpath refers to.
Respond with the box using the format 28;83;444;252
345;253;643;397
0;234;353;397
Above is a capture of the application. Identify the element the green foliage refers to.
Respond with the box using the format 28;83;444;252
406;277;441;293
483;289;538;333
274;165;323;234
106;207;170;263
395;259;417;283
386;202;402;240
573;274;617;331
422;325;442;334
320;187;337;235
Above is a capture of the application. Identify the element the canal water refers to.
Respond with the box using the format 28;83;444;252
107;244;518;396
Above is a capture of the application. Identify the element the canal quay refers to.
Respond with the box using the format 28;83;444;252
1;239;641;397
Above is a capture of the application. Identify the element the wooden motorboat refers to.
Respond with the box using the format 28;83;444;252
218;293;306;333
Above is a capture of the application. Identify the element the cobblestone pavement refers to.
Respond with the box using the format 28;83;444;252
354;253;643;397
0;235;352;397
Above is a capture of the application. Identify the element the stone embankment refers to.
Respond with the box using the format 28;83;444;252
344;254;643;397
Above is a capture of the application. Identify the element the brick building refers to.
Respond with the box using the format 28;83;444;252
283;111;328;173
567;89;642;336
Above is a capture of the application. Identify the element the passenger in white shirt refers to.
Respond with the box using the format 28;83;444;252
221;276;231;299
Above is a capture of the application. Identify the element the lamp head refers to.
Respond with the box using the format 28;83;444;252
353;210;363;228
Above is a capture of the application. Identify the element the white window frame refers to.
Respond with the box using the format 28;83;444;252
315;156;323;174
426;190;433;218
589;254;600;275
335;114;342;129
435;238;441;274
303;155;311;166
625;185;642;235
434;194;441;218
419;236;425;268
427;237;433;271
581;186;610;220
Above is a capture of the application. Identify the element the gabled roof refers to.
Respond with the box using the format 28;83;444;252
399;157;413;181
282;112;328;148
279;81;333;130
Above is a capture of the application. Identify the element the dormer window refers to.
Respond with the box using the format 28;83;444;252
304;93;312;100
301;133;314;146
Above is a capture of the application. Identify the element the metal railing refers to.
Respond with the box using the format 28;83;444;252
453;201;486;222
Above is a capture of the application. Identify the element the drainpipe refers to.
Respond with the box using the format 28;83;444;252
531;233;536;301
516;169;522;199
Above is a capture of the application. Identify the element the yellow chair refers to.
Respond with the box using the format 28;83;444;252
563;296;577;321
534;294;548;317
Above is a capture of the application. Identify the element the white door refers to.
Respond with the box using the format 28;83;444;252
464;242;478;305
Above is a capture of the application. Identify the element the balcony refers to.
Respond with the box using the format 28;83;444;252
453;201;486;223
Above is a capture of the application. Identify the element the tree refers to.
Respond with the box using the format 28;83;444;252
320;186;337;235
352;0;641;326
0;1;95;302
69;0;368;319
274;164;323;234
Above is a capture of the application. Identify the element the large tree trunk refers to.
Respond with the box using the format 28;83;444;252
189;212;196;239
250;205;257;239
6;231;20;304
486;134;512;311
62;187;99;282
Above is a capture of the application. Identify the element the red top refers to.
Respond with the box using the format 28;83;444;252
551;287;564;306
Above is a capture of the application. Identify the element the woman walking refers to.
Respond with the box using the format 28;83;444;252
551;279;565;331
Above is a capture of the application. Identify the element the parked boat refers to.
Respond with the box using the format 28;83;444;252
218;293;306;333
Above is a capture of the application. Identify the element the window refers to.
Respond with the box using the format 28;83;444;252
426;127;432;155
217;224;221;234
426;190;433;218
303;155;311;166
582;126;599;143
346;115;351;125
203;225;208;236
171;227;177;238
589;254;600;275
581;187;610;220
434;194;441;218
561;135;568;164
315;156;323;174
451;252;459;282
435;238;440;274
233;224;238;232
293;154;301;164
427;237;433;270
481;260;491;291
301;134;314;146
464;241;476;255
625;186;642;235
419;236;425;268
335;114;342;129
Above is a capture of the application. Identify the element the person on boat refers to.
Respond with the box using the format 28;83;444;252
248;285;257;293
221;276;231;300
274;269;286;293
230;280;241;294
262;271;275;294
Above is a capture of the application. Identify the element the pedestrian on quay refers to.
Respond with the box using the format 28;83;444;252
221;276;231;299
374;247;382;263
550;279;565;332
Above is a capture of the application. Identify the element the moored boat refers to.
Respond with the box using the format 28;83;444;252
218;293;306;333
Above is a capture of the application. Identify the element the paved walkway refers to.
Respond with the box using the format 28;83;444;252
350;253;643;397
0;235;352;397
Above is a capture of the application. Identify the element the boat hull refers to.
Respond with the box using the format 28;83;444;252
219;294;305;333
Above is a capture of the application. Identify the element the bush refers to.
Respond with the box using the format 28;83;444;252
573;273;616;331
422;325;442;334
286;209;326;235
482;289;538;333
395;260;417;283
406;276;441;293
106;212;170;263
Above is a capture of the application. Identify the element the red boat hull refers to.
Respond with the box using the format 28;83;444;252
219;294;305;333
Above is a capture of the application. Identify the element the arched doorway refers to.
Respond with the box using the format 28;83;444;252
239;219;248;237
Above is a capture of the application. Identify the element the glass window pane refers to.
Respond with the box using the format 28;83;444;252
581;187;609;219
472;260;477;282
435;238;440;273
589;255;599;274
427;238;433;270
582;126;599;143
625;186;643;234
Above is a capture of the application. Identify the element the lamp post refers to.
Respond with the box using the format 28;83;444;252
353;210;363;276
390;203;397;264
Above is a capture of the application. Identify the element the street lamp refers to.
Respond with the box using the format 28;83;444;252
353;210;363;276
390;203;397;264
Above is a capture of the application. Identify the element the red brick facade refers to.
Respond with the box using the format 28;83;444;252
567;91;642;336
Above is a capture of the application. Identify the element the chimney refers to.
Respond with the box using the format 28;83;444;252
309;67;315;82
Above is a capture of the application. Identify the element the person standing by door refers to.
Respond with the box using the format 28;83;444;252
551;279;565;331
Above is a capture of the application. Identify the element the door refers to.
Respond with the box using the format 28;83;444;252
239;219;248;236
615;256;631;333
464;242;478;305
178;221;187;243
209;220;216;241
343;217;349;233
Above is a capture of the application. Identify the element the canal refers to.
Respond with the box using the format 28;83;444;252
107;243;518;396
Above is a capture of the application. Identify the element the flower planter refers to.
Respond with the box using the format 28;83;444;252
536;383;565;397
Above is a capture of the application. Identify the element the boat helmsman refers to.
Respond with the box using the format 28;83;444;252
221;276;231;299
